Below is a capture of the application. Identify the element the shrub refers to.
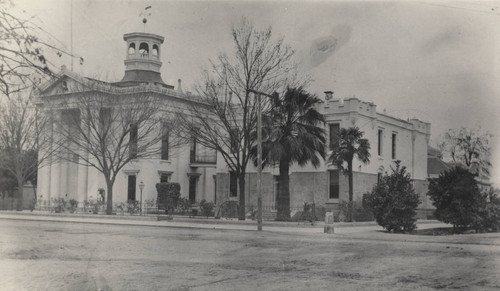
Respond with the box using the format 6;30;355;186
335;201;373;222
176;197;193;214
427;167;484;231
365;161;420;233
336;201;352;222
246;206;257;220
199;199;215;218
115;202;126;215
51;197;67;213
156;182;181;215
217;201;239;218
482;189;500;232
126;200;140;215
144;198;157;214
83;200;91;213
68;199;79;213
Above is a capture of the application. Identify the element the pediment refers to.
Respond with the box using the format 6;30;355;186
39;74;87;97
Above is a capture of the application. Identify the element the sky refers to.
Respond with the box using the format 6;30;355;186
11;0;500;184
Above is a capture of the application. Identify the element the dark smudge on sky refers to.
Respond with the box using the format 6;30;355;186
304;25;352;70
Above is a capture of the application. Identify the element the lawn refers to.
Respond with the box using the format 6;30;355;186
0;219;499;290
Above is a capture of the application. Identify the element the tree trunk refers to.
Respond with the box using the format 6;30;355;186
348;160;354;222
32;184;37;201
277;159;291;221
106;180;114;215
16;177;24;211
238;173;246;220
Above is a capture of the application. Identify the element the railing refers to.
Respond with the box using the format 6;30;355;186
190;151;217;164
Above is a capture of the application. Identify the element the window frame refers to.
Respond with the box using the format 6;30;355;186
377;128;384;157
328;170;340;200
129;123;138;159
391;132;397;160
161;123;169;161
229;171;238;198
329;123;340;150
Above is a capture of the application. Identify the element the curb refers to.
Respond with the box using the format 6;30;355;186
0;210;441;229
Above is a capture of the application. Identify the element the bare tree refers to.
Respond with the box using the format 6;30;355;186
439;126;492;180
0;0;77;98
49;89;185;214
0;93;53;209
182;18;304;220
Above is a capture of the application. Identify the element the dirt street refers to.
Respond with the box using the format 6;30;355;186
0;219;499;290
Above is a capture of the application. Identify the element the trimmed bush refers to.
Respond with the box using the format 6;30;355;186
365;161;420;233
199;199;215;218
156;182;181;215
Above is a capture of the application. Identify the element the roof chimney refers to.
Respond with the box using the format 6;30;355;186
324;91;334;100
177;79;183;92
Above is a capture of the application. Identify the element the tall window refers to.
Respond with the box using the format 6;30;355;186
189;176;197;202
129;124;138;159
378;129;384;156
378;166;384;184
190;135;197;162
161;123;169;160
391;133;397;159
127;175;136;201
190;131;217;164
329;123;340;150
230;128;239;153
229;171;237;197
99;107;111;130
329;170;340;199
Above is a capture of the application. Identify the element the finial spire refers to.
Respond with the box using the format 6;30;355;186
140;5;152;32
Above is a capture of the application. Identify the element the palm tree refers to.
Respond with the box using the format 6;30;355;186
329;127;371;221
253;87;327;221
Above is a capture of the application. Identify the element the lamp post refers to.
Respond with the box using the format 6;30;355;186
139;181;145;216
248;89;276;231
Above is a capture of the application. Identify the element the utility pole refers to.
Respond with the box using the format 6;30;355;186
249;89;276;231
256;92;263;231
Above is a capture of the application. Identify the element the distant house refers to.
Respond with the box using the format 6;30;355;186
427;146;451;179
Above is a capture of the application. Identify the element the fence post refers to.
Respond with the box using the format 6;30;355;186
324;212;334;234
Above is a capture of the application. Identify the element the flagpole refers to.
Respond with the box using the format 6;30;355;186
70;0;73;71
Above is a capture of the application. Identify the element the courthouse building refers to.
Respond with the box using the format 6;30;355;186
36;32;217;207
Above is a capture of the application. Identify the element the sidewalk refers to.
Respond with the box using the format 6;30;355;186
0;210;447;234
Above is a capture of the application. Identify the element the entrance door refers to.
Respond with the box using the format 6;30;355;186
189;176;197;202
128;175;136;201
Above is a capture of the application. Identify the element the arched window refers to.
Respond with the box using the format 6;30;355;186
152;44;159;58
377;166;385;183
128;43;135;55
139;42;149;56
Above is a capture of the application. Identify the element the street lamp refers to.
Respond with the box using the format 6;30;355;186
248;89;276;231
139;181;145;216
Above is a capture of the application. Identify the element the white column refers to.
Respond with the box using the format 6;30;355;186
38;165;49;199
